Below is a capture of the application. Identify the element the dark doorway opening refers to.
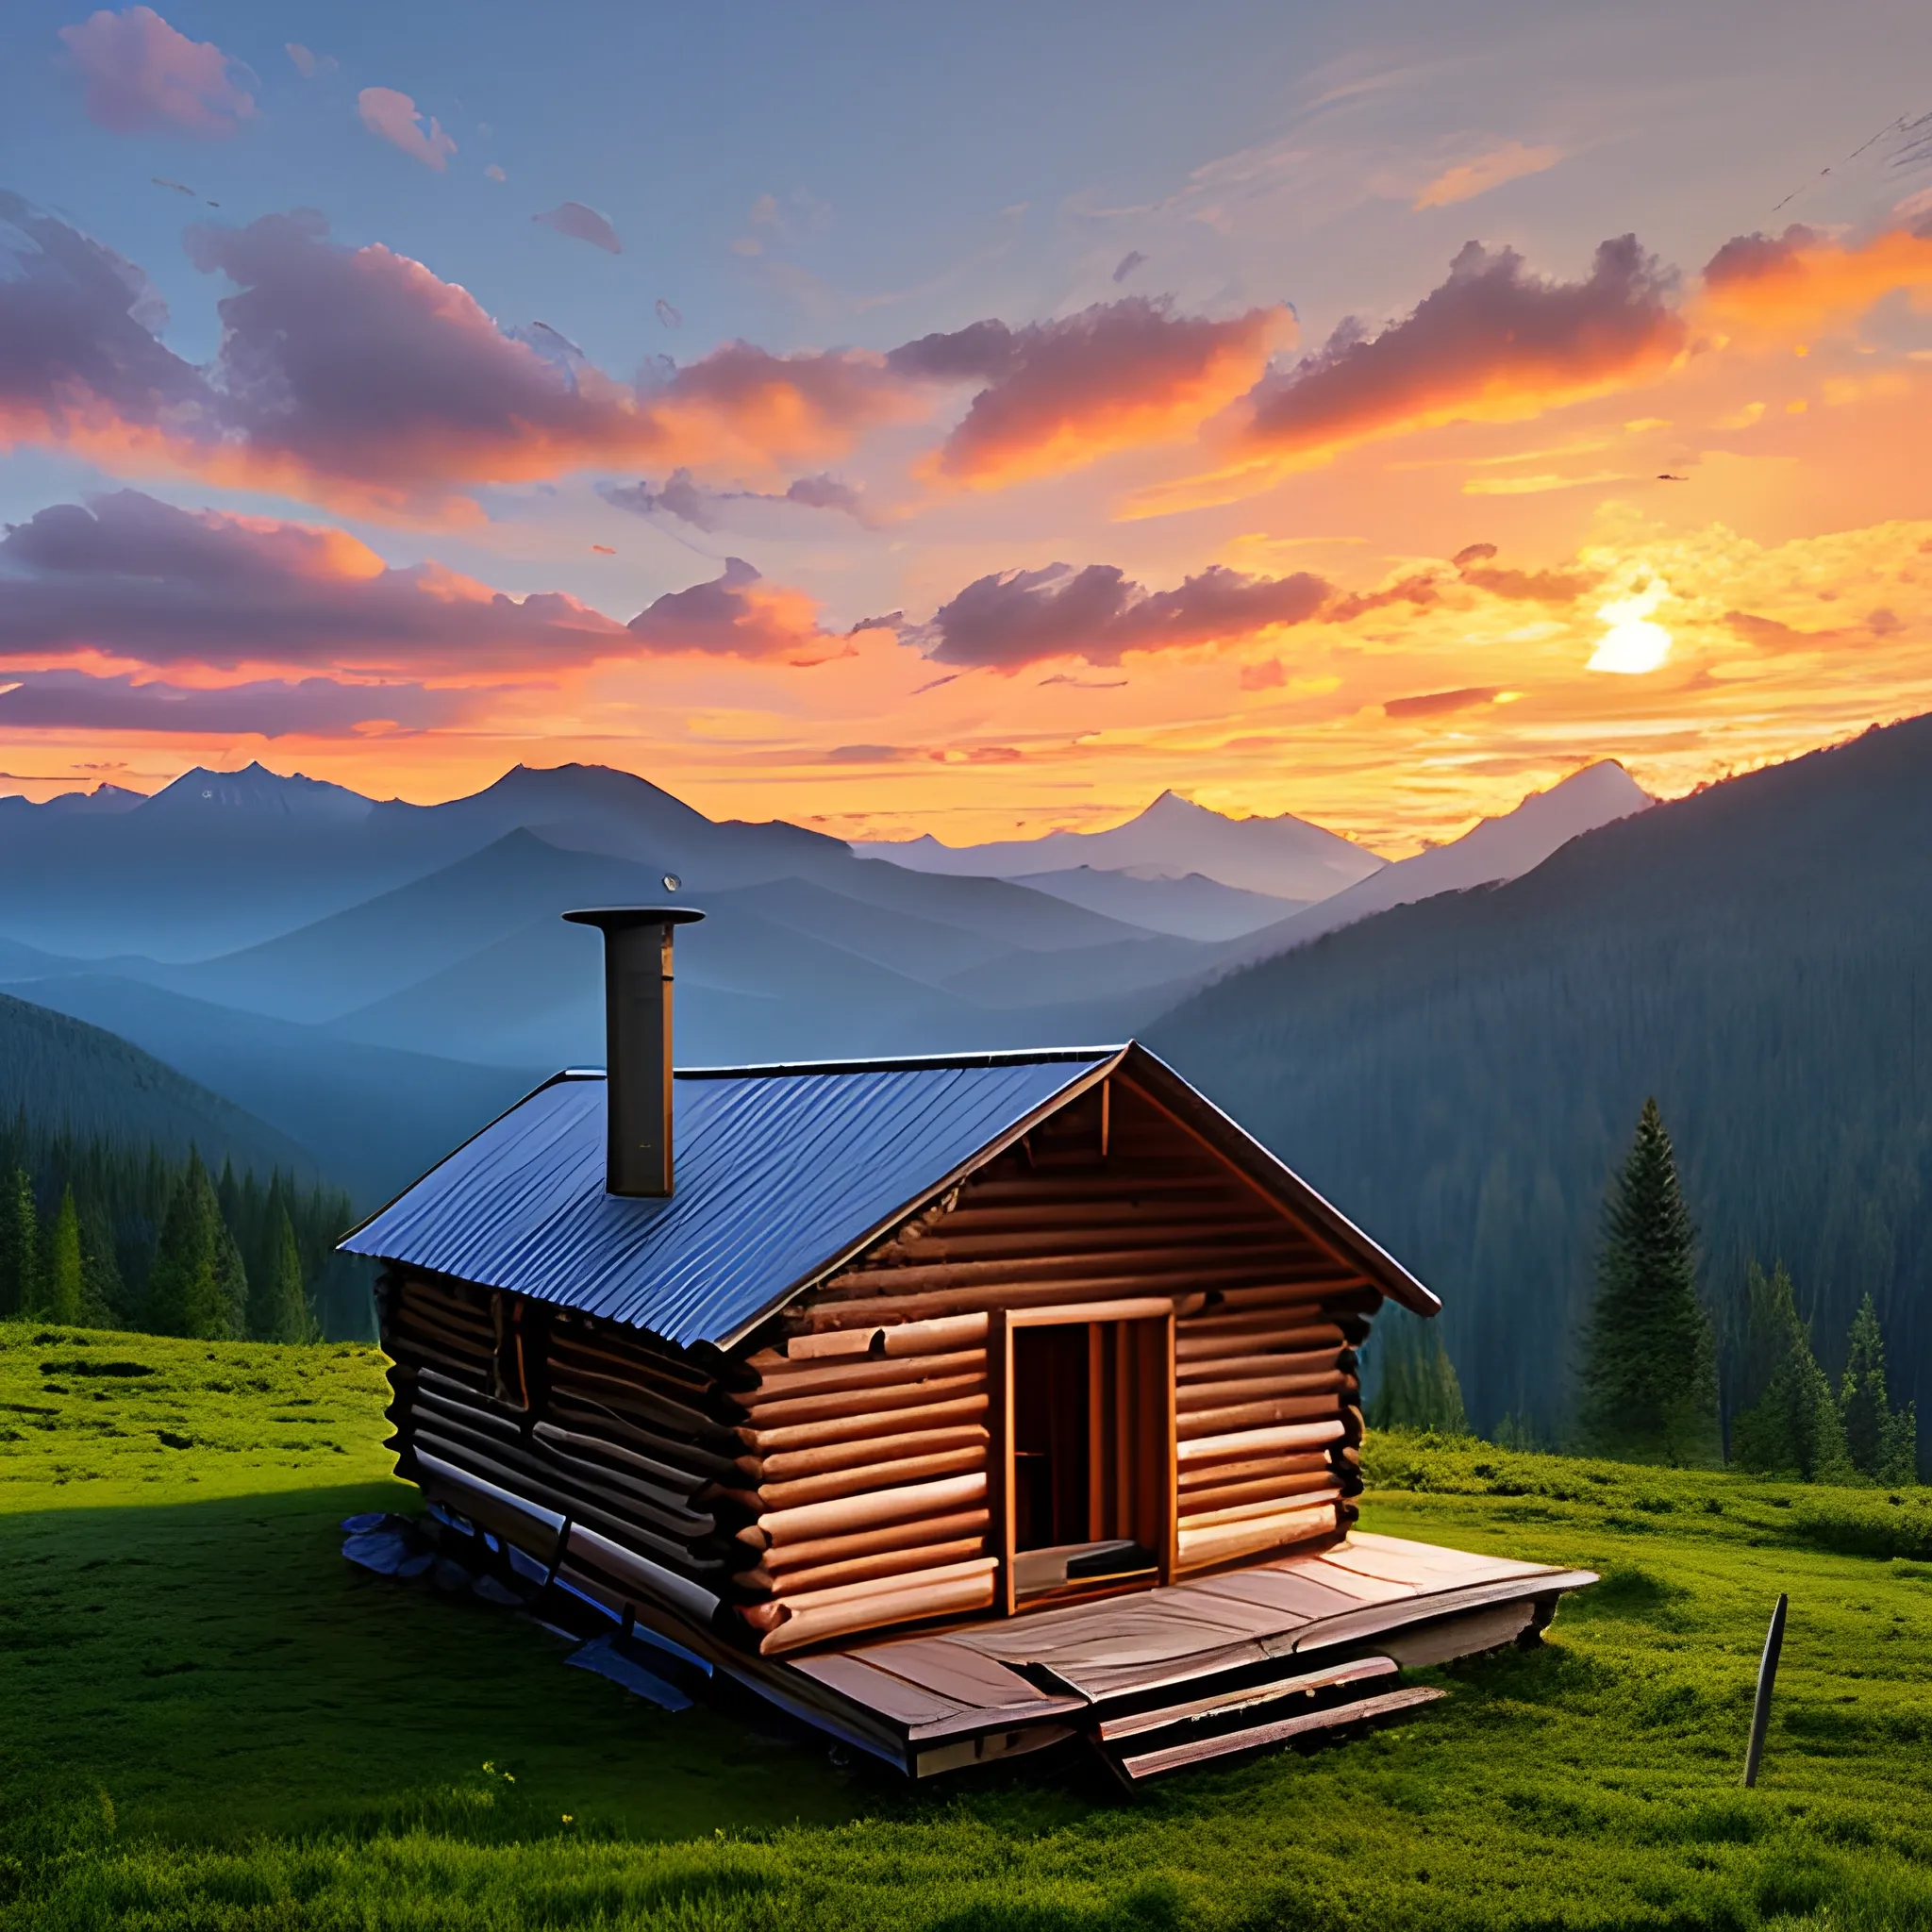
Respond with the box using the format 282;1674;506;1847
1011;1324;1090;1552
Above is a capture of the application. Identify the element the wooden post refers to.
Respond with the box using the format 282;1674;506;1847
1742;1592;1787;1788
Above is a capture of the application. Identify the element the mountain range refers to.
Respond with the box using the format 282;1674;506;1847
0;756;1660;1203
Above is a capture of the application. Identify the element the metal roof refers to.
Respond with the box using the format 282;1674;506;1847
341;1048;1120;1349
340;1040;1438;1350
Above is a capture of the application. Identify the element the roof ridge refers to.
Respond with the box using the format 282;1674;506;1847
555;1045;1128;1082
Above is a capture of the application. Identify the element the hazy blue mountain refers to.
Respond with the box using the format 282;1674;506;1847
0;991;314;1175
5;976;537;1205
1147;715;1932;1448
853;790;1386;900
1010;866;1307;941
1225;760;1654;962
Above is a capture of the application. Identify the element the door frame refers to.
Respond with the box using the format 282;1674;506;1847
991;1296;1176;1615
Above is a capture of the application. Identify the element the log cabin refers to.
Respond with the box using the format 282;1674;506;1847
341;906;1593;1780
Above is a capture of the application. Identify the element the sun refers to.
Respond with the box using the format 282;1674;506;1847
1589;580;1673;675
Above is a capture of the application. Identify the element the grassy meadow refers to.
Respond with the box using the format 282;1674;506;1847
4;1320;1931;1930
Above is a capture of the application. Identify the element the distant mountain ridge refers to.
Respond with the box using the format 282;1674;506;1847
854;790;1386;901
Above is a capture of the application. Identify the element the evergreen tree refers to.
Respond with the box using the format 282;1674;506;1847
45;1185;84;1325
1730;1260;1853;1480
1580;1098;1721;1465
1369;1316;1469;1434
0;1167;39;1320
252;1205;312;1344
76;1195;123;1326
1840;1293;1919;1485
147;1152;247;1341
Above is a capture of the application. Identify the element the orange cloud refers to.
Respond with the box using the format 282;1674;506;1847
1412;142;1562;210
892;298;1290;490
1700;225;1932;336
1128;237;1685;516
626;558;880;666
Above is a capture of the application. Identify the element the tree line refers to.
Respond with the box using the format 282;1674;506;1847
0;1117;358;1342
1372;1096;1920;1486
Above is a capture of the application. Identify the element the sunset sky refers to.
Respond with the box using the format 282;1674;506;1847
3;0;1930;852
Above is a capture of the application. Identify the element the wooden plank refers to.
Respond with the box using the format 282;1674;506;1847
1183;1568;1362;1623
763;1536;990;1602
951;1594;1280;1672
1097;1656;1397;1742
1174;1321;1343;1364
1175;1504;1338;1571
1176;1421;1344;1463
1289;1571;1600;1657
758;1568;998;1656
758;1424;989;1483
741;1373;987;1430
788;1653;969;1728
752;1443;987;1512
1289;1557;1416;1605
1321;1543;1542;1590
740;1348;986;1403
1117;1686;1444;1780
738;1392;989;1454
753;1507;990;1569
1179;1486;1341;1530
853;1635;1086;1716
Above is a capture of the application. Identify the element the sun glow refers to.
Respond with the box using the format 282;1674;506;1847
1589;579;1674;675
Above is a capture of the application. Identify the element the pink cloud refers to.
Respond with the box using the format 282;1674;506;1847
58;6;255;138
921;559;1329;670
0;490;627;673
889;296;1289;487
625;558;867;665
358;88;457;172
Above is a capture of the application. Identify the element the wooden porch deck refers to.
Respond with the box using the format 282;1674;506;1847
680;1532;1597;1781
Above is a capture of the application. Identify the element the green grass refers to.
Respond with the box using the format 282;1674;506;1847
4;1321;1930;1929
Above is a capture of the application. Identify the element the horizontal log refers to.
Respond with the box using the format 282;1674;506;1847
543;1358;736;1445
758;1424;989;1484
543;1390;746;1481
739;1373;987;1431
1174;1321;1343;1364
1206;1280;1378;1314
408;1424;723;1572
759;1555;996;1621
1177;1295;1365;1340
567;1520;721;1624
1179;1488;1342;1533
1174;1470;1343;1516
1177;1391;1353;1437
1174;1348;1343;1387
1176;1420;1346;1464
544;1332;717;1401
758;1471;987;1546
912;1198;1261;1235
797;1279;1217;1330
529;1435;717;1536
737;1392;989;1454
412;1447;564;1560
756;1566;998;1656
530;1421;711;1502
753;1535;991;1602
1177;1449;1334;1491
744;1507;991;1568
769;1311;989;1363
393;1283;493;1337
867;1224;1289;1265
1176;1370;1351;1414
820;1248;1303;1298
384;1312;492;1365
1174;1503;1340;1572
738;1348;985;1405
753;1444;987;1513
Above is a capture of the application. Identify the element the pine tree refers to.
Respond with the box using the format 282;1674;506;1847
1840;1293;1919;1486
45;1185;85;1325
1730;1260;1853;1479
253;1205;312;1344
147;1152;246;1341
1580;1098;1721;1466
76;1195;123;1327
0;1168;39;1320
1369;1317;1469;1434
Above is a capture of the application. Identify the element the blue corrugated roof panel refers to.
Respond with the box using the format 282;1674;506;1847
341;1050;1116;1349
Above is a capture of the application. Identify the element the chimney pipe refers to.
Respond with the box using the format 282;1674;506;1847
563;906;705;1197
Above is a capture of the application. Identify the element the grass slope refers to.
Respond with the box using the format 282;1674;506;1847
3;1324;1930;1929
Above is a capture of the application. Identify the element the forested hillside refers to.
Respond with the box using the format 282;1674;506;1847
0;993;313;1174
1149;714;1932;1448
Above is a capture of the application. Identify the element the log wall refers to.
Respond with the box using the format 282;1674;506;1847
376;1072;1383;1660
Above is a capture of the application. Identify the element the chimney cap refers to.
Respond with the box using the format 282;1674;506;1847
563;906;707;932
